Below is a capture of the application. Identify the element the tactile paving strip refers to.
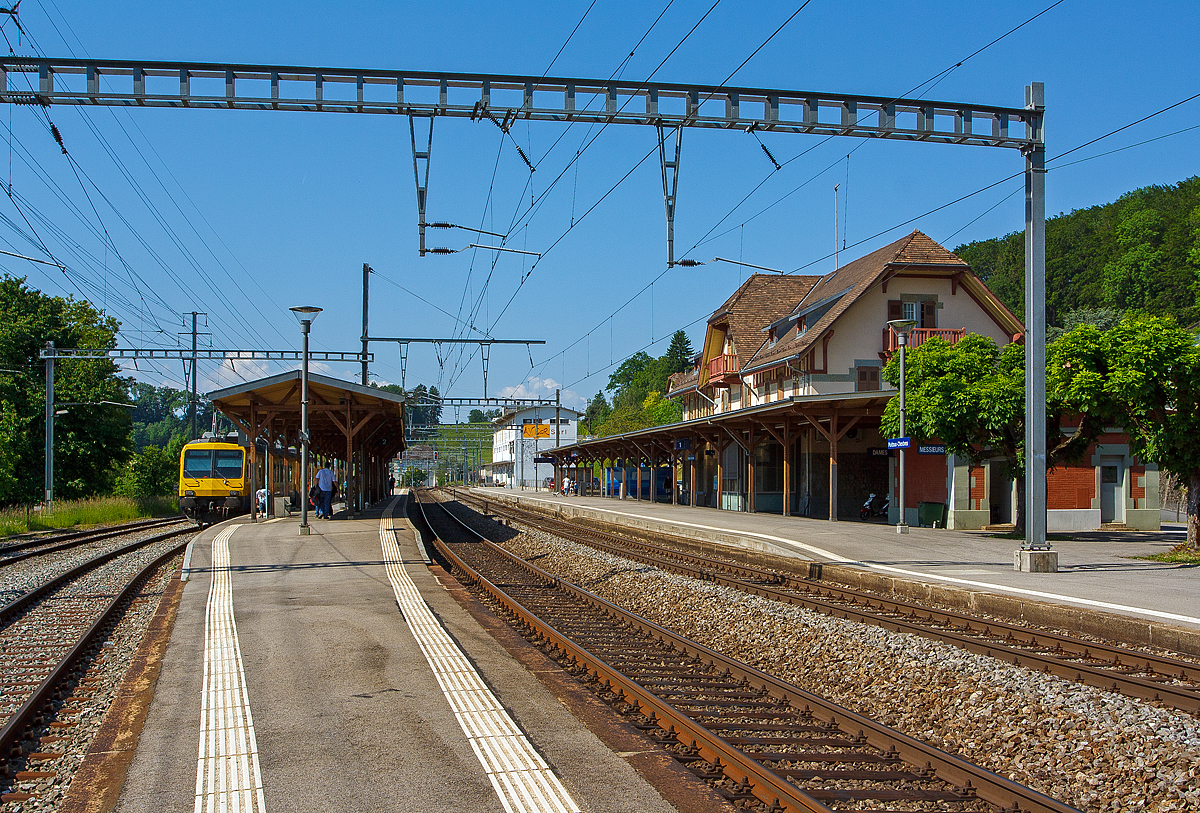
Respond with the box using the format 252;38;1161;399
380;501;580;813
194;525;267;813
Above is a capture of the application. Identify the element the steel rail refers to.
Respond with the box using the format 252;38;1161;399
416;491;1080;813
463;492;1200;714
0;533;190;775
0;517;188;563
0;525;194;629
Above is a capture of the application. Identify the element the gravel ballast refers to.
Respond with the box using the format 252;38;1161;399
447;504;1200;813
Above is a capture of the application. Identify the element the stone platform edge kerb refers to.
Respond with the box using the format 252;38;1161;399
472;490;1200;658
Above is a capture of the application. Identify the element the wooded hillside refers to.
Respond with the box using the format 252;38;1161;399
955;176;1200;328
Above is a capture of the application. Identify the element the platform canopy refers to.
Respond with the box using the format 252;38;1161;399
208;370;406;460
208;371;406;518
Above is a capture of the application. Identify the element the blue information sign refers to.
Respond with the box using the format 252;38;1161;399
887;437;912;450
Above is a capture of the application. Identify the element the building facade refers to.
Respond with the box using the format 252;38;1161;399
491;406;580;489
548;231;1158;531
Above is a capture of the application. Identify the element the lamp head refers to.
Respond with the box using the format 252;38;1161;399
290;305;323;326
887;319;918;337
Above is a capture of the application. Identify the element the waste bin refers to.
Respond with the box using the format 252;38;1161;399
917;501;947;528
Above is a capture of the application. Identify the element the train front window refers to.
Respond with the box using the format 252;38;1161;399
183;450;213;478
214;450;244;479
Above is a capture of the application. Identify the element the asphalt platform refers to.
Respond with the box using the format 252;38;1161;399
470;487;1200;646
106;494;694;813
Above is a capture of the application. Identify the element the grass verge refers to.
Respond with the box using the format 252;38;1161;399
0;496;180;538
1134;543;1200;564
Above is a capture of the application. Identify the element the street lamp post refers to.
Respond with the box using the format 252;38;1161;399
291;306;322;535
888;319;918;534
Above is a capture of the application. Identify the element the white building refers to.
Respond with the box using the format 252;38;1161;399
491;406;580;489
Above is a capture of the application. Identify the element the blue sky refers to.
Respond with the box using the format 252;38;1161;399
3;1;1197;412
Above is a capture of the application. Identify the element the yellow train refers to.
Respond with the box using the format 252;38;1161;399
178;439;248;525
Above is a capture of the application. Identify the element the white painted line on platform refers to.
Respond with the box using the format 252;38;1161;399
496;492;1200;628
379;500;580;813
195;526;267;813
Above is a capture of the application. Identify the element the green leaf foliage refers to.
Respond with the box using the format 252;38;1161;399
880;335;1026;473
593;329;694;437
114;445;177;498
956;176;1200;327
0;275;133;504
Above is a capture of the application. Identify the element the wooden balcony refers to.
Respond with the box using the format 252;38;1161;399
706;354;739;388
882;327;966;354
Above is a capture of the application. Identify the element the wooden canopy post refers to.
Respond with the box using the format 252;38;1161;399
799;409;861;522
689;437;698;506
715;435;725;511
783;422;792;517
747;426;757;514
265;417;274;518
249;398;258;523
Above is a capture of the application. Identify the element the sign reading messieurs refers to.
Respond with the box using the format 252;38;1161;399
918;444;947;455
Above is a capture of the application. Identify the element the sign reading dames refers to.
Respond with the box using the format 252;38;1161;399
886;437;911;450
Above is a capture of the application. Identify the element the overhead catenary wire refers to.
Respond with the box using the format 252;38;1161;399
484;1;810;340
540;89;1200;397
514;1;1082;390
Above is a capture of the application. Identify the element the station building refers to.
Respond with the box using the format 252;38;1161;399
544;231;1159;531
491;405;581;489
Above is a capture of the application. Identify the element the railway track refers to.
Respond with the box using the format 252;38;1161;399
453;490;1200;716
0;516;189;567
0;523;194;793
412;489;1079;813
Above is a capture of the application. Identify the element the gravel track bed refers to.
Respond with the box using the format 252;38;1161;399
0;526;188;607
543;512;1200;668
0;535;191;811
443;502;1200;812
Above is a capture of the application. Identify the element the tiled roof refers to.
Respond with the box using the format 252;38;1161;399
745;230;969;371
667;366;700;395
710;273;820;371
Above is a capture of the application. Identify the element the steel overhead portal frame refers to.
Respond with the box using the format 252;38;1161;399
3;58;1049;549
37;344;371;505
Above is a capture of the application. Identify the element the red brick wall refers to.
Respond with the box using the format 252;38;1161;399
895;450;948;507
968;466;986;510
1130;464;1145;505
1047;464;1094;510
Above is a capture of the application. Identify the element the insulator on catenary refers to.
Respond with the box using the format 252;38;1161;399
760;142;781;171
50;123;67;154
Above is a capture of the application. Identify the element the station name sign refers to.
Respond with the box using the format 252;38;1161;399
886;437;911;450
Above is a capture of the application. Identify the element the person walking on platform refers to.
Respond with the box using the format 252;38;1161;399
388;474;395;496
316;465;335;519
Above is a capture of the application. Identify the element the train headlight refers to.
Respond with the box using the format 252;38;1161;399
184;490;195;497
229;490;240;496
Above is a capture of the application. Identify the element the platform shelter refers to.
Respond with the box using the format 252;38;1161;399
545;392;891;521
208;371;405;520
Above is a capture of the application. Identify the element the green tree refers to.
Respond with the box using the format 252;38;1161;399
114;445;177;498
583;392;610;433
1102;207;1164;310
468;408;487;423
956;176;1200;326
1094;314;1200;550
881;334;1104;535
643;391;682;426
401;466;428;487
0;275;133;504
665;329;694;375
